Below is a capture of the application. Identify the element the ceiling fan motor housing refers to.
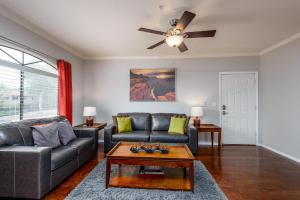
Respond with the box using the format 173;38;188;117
169;19;179;27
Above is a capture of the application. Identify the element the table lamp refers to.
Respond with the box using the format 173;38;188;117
83;106;96;126
191;106;203;126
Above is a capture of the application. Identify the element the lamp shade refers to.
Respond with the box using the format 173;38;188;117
83;106;96;117
191;106;203;117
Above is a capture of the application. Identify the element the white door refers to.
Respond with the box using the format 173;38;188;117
220;72;257;144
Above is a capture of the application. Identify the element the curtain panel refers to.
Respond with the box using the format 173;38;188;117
57;60;72;124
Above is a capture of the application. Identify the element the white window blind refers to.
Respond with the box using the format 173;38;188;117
0;45;58;123
0;65;20;123
23;71;58;120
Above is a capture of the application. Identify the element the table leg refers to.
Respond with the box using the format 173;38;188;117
211;132;214;148
218;130;222;148
105;160;111;189
189;162;194;193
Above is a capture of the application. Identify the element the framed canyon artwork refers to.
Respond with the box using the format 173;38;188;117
130;68;176;101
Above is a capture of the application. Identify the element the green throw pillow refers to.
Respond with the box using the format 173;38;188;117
116;117;132;133
168;117;187;134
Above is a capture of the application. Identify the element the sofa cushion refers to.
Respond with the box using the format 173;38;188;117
58;120;77;145
118;113;151;131
151;113;187;131
112;115;129;133
17;126;34;146
0;127;24;146
51;146;77;171
151;114;171;131
112;131;150;142
150;131;189;143
173;114;190;132
67;138;93;154
168;117;187;134
32;122;61;148
116;117;133;133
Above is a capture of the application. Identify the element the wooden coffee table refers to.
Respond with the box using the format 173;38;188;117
105;142;195;192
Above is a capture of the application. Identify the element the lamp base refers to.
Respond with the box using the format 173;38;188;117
193;117;201;126
86;117;94;126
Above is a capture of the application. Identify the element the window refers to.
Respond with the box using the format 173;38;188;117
0;45;58;123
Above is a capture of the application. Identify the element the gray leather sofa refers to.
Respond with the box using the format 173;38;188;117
0;116;99;199
104;113;198;154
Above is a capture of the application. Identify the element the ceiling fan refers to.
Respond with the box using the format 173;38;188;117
138;11;216;52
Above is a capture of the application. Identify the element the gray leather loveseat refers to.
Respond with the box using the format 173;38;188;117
104;113;198;154
0;116;99;199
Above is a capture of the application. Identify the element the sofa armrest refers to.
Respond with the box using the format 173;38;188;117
187;125;198;154
73;127;99;139
73;127;99;153
104;124;115;153
0;146;51;199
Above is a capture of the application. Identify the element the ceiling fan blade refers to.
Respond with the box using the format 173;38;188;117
147;40;165;49
176;11;196;32
178;42;188;52
186;30;216;38
138;27;165;35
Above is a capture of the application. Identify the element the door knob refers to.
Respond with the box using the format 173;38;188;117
222;111;227;115
222;105;226;110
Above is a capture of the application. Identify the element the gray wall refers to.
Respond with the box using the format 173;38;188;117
260;38;300;160
83;56;259;143
0;15;84;125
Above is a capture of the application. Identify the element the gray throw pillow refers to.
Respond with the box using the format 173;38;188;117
58;120;77;145
32;122;61;148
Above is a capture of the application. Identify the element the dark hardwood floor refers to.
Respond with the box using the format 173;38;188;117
45;144;300;200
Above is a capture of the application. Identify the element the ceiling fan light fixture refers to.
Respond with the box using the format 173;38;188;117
138;11;216;52
166;35;183;47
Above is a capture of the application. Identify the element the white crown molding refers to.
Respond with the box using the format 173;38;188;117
83;53;259;60
258;143;300;164
260;32;300;55
0;3;84;59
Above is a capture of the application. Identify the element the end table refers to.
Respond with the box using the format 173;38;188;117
195;124;222;148
74;123;107;131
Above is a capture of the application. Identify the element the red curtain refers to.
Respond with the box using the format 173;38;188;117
57;60;72;124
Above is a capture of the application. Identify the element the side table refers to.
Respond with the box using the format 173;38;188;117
195;124;222;148
74;123;107;130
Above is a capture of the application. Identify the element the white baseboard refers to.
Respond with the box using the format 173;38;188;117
259;143;300;164
198;141;218;146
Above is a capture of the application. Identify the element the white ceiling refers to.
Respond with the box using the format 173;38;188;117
0;0;300;59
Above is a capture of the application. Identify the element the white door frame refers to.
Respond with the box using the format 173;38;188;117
219;71;259;145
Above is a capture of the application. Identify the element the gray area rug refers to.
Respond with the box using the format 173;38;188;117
66;159;227;200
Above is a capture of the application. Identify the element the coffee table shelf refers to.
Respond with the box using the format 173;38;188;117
109;167;192;191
